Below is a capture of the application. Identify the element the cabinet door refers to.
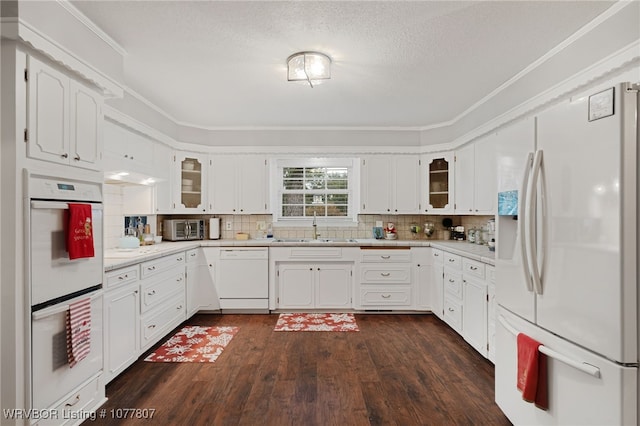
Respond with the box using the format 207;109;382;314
462;276;488;356
454;144;475;213
393;156;420;213
278;264;314;308
174;153;208;213
316;264;352;308
210;156;237;213
414;248;432;311
27;56;70;165
104;286;139;384
238;156;268;213
69;80;102;170
154;144;173;213
431;259;444;319
474;134;497;214
422;153;454;213
361;157;391;213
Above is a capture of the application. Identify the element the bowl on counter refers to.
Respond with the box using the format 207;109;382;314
154;235;163;244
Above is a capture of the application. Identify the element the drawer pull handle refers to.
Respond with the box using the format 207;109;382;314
148;324;156;329
177;257;184;261
380;255;391;259
434;253;439;257
190;253;196;257
381;294;391;299
448;279;455;283
65;395;80;407
177;277;183;282
448;259;455;262
177;305;183;310
74;154;81;161
470;266;478;270
118;275;126;280
380;272;391;277
448;307;455;312
148;290;156;296
148;266;156;271
61;153;69;159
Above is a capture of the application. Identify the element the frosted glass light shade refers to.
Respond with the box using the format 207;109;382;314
287;52;331;87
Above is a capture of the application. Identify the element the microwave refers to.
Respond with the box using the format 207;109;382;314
163;219;205;241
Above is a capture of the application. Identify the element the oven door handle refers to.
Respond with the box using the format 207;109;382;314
31;201;103;210
32;291;102;320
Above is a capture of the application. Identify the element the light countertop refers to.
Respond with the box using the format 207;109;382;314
104;238;495;272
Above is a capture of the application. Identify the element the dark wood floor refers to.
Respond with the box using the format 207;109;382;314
86;314;511;426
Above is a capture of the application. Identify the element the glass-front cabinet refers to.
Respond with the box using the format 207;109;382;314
174;152;208;212
422;152;454;214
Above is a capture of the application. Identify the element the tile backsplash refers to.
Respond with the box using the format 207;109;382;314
105;185;494;247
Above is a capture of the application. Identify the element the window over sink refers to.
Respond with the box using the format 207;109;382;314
273;158;358;225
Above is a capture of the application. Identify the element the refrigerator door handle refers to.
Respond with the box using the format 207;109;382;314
519;152;534;292
498;315;601;378
527;150;544;295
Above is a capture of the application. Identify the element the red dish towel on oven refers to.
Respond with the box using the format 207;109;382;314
66;203;95;260
517;333;549;410
66;298;91;368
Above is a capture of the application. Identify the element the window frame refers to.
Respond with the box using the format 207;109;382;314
271;157;358;226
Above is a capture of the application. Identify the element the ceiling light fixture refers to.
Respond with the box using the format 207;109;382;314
287;51;331;88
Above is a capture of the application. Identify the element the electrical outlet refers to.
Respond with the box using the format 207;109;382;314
226;221;233;231
256;221;266;231
375;221;383;227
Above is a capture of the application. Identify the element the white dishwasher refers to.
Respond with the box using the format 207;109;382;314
218;248;269;311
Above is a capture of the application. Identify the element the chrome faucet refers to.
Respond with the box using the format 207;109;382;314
312;212;318;240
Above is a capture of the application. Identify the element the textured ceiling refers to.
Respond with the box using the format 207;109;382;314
70;1;615;129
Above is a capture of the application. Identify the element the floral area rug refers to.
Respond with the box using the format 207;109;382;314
144;325;239;363
274;313;359;332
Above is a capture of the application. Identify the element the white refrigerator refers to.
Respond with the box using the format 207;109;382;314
494;81;638;425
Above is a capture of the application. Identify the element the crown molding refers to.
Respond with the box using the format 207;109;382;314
56;0;127;57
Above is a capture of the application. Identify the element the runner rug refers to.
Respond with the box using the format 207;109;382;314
274;313;359;332
144;325;239;363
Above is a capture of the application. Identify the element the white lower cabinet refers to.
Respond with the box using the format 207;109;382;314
431;249;444;319
277;263;352;309
186;248;219;315
104;266;139;384
487;265;496;362
139;255;186;352
103;252;187;384
355;248;414;310
437;246;493;362
413;248;432;311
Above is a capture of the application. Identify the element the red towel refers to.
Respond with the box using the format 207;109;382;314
66;298;91;368
66;203;95;260
517;333;549;410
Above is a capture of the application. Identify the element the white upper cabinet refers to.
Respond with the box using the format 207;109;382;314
27;55;103;171
361;156;420;214
454;144;475;213
173;152;209;213
103;121;153;176
454;134;497;215
153;143;173;213
421;152;455;214
210;155;268;214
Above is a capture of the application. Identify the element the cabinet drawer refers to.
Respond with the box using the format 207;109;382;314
360;249;411;263
141;252;185;279
105;265;138;290
140;293;186;351
360;265;411;284
444;271;462;298
186;248;202;263
431;249;443;264
443;252;462;269
443;296;463;332
140;269;185;313
35;374;102;426
360;286;412;306
486;265;496;284
462;258;485;279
